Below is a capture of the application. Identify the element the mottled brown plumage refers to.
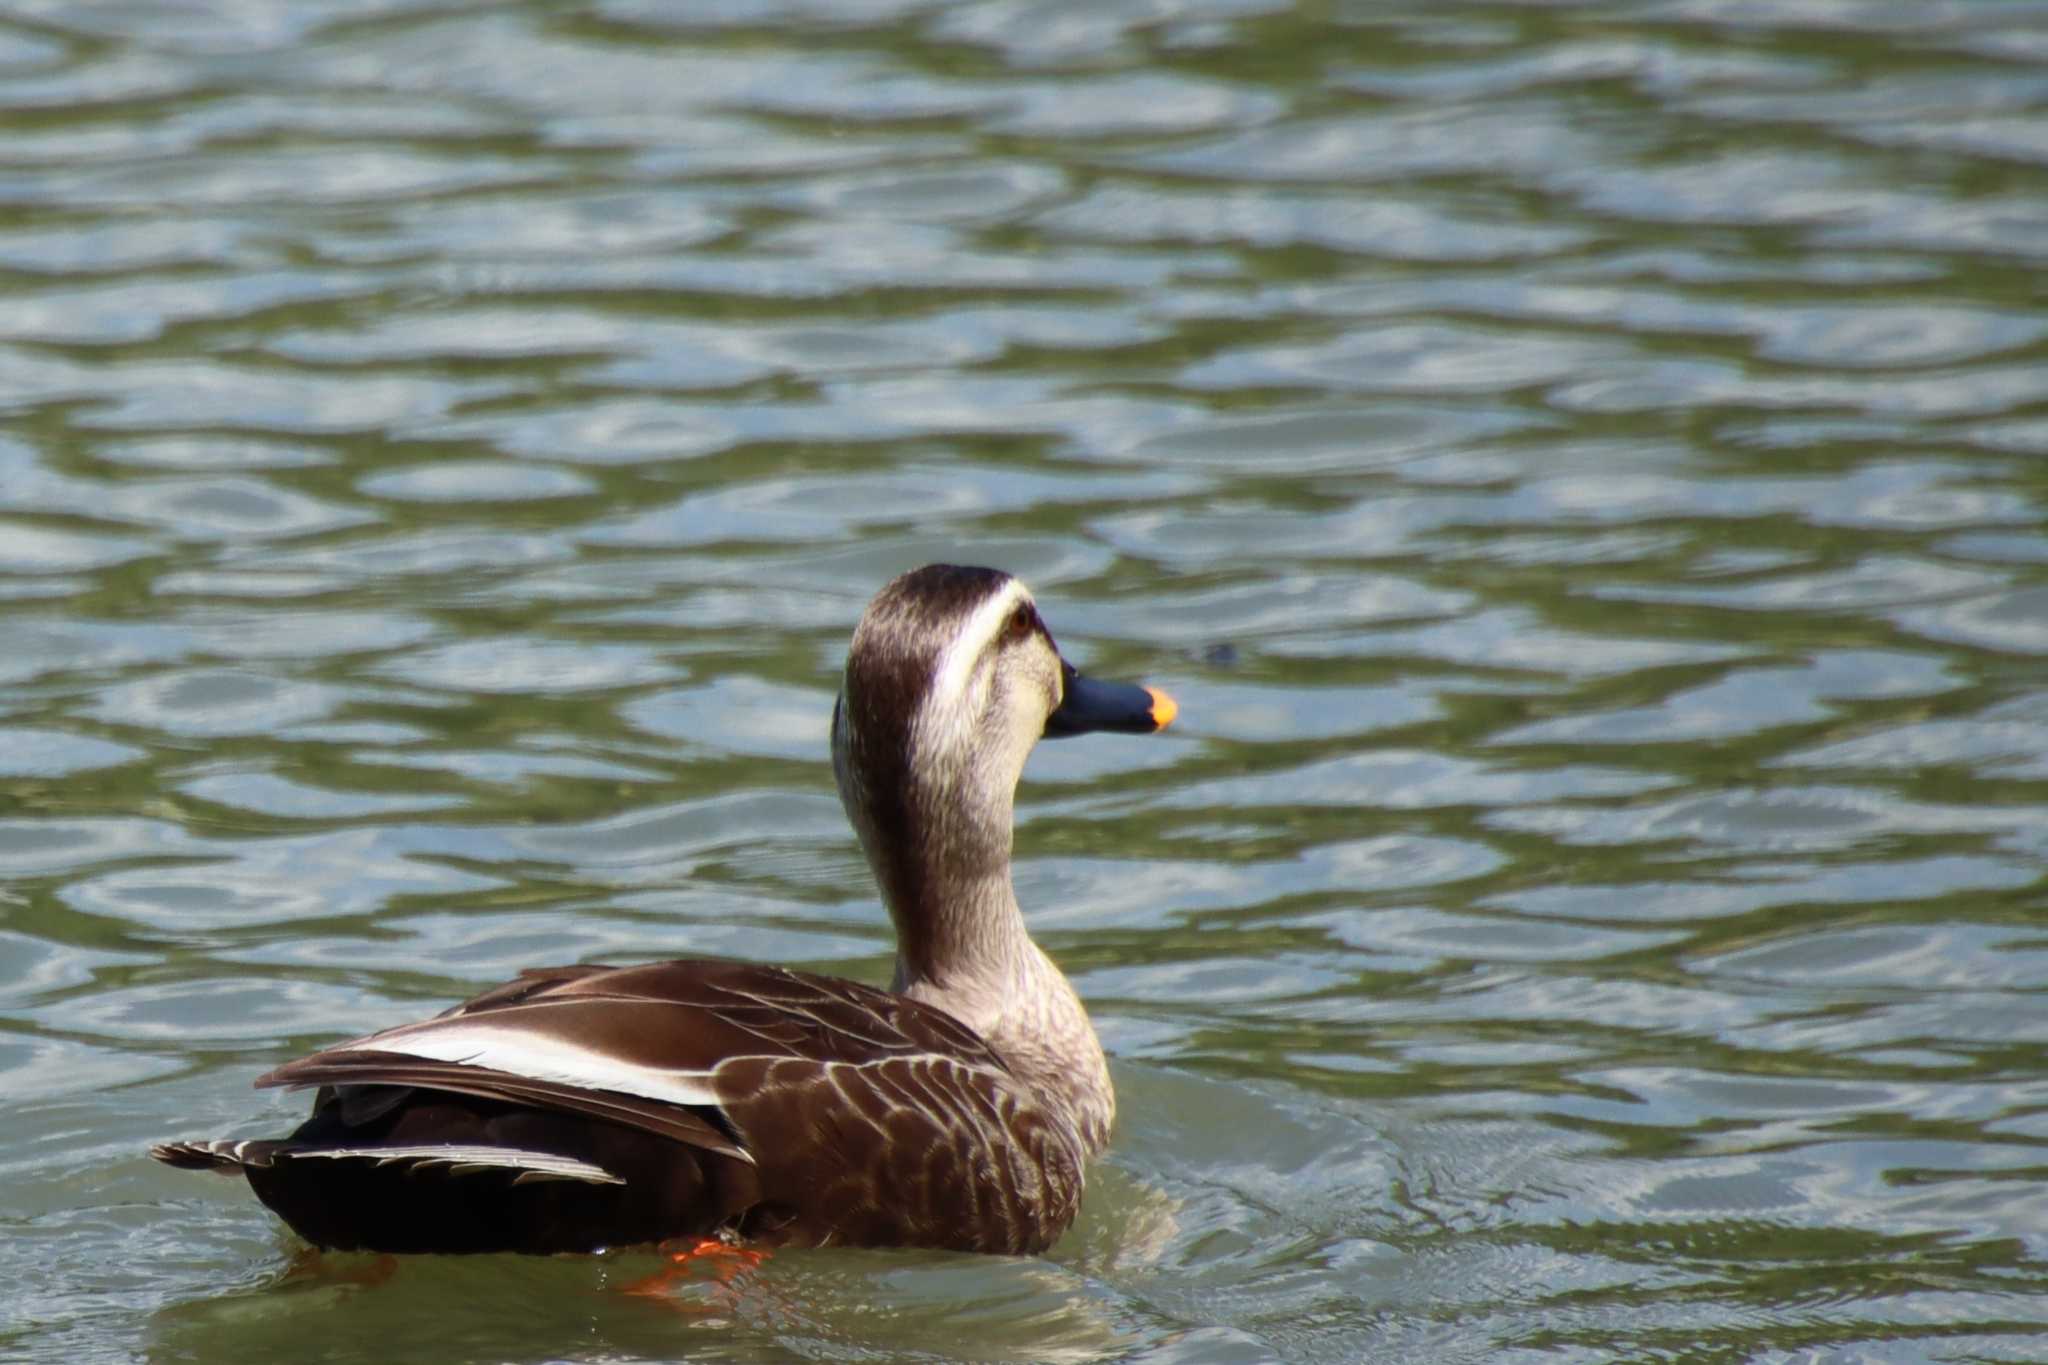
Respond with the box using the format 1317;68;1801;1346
152;565;1174;1256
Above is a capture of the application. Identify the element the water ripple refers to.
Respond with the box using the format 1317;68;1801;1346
6;1;2048;1361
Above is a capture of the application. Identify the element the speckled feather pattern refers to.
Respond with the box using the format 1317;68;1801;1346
243;960;1091;1253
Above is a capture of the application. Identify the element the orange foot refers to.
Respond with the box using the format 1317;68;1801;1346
619;1237;770;1301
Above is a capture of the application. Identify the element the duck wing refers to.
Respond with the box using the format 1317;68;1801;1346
188;960;1080;1253
257;959;1013;1161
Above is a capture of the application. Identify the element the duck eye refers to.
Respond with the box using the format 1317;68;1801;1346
1005;605;1041;643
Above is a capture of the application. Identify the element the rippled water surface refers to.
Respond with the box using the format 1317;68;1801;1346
8;1;2048;1361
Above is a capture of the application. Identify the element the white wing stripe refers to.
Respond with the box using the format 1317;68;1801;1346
336;1024;727;1111
289;1144;625;1185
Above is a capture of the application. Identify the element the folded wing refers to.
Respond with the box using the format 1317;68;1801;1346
160;959;1082;1253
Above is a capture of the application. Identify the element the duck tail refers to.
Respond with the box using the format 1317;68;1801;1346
150;1138;282;1174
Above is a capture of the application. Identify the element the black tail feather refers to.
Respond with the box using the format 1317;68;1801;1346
150;1139;282;1174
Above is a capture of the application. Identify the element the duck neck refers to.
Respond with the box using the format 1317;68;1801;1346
871;810;1114;1156
833;697;1114;1152
888;866;1114;1155
846;729;1027;991
886;858;1029;993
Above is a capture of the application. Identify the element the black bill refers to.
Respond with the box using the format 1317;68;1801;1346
1043;663;1177;738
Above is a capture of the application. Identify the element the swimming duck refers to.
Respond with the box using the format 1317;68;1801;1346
152;565;1176;1256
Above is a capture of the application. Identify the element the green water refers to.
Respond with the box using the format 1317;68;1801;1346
6;1;2048;1361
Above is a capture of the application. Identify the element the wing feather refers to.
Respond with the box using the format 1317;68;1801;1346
255;961;1016;1171
257;1050;751;1161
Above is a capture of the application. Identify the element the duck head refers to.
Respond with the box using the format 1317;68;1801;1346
831;565;1174;960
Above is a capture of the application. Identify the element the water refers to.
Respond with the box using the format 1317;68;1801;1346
5;0;2048;1360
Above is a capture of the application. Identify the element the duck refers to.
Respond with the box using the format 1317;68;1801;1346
152;564;1176;1257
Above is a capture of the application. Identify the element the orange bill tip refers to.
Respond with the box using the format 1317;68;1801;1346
1145;686;1178;731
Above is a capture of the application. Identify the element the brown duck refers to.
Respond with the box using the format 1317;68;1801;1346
152;565;1176;1256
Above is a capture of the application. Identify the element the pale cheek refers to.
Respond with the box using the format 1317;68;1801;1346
1007;693;1047;765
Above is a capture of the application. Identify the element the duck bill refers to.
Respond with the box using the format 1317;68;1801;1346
1044;664;1177;738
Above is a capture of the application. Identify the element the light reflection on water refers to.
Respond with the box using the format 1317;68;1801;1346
4;0;2048;1361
